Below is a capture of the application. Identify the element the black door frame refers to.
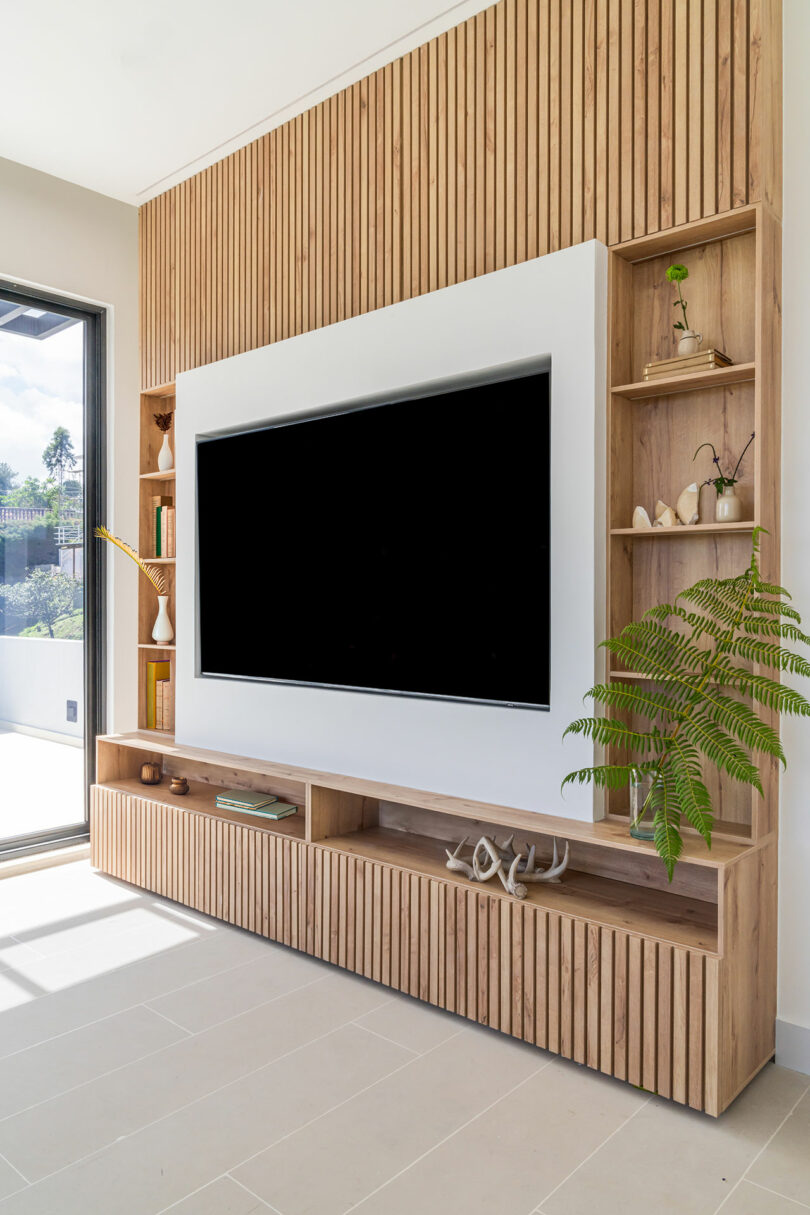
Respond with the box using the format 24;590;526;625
0;278;106;858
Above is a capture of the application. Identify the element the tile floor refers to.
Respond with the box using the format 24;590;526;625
0;860;806;1215
0;731;84;841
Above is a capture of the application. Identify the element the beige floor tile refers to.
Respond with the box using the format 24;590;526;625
0;971;389;1180
0;1004;187;1120
353;993;462;1053
0;924;269;1059
147;947;327;1032
0;1156;26;1203
720;1180;810;1214
748;1088;810;1207
233;1020;545;1215
351;1056;646;1215
0;1025;410;1215
543;1064;809;1215
167;1176;273;1213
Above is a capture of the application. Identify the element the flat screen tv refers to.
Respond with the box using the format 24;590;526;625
197;369;550;708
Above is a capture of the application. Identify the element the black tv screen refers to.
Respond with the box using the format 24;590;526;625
197;370;550;708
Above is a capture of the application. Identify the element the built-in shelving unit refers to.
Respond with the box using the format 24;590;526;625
91;728;773;1113
138;382;177;736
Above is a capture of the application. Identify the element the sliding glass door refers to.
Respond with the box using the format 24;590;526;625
0;281;105;857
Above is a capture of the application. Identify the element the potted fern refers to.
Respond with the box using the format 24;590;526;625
563;530;810;878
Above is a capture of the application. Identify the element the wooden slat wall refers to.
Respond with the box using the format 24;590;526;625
139;0;780;390
91;786;720;1113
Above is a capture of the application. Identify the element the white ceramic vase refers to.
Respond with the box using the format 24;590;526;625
678;329;702;356
157;433;174;472
152;595;174;644
715;485;743;524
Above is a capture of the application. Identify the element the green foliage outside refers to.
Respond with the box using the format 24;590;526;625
563;530;810;879
20;608;83;640
0;569;82;639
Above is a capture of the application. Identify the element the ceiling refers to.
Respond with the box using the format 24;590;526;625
0;0;490;206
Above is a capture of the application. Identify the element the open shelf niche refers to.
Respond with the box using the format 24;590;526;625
137;383;177;736
605;203;781;842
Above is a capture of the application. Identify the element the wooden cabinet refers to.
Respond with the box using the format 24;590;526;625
91;733;776;1116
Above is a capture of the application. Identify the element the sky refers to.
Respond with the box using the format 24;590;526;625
0;320;84;484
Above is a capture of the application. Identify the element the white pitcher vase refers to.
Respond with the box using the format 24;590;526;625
152;595;174;644
157;434;174;472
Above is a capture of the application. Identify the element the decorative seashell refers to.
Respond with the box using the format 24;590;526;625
632;505;652;529
654;499;670;521
654;505;680;528
676;482;700;526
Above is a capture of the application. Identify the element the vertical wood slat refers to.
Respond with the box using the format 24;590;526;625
91;785;721;1112
139;0;772;389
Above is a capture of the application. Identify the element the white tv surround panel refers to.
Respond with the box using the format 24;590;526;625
176;241;607;818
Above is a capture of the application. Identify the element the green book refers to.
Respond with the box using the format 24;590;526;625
155;505;162;557
230;802;297;821
215;789;278;809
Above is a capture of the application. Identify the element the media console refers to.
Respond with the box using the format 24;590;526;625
91;731;776;1116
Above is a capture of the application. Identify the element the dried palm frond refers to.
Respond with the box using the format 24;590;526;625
94;525;166;595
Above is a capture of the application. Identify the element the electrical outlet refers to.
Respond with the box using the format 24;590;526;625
66;700;78;723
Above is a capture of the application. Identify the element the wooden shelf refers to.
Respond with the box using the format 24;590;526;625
140;469;176;481
137;643;176;651
98;777;305;840
146;557;176;565
611;362;756;400
611;521;756;537
322;826;718;952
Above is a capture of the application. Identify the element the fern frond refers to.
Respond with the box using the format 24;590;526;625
739;617;810;645
668;740;713;844
561;764;642;791
696;692;785;765
680;713;763;791
584;684;684;723
708;664;810;716
563;718;665;754
747;597;802;622
727;636;810;678
94;525;166;595
653;772;683;881
677;585;743;628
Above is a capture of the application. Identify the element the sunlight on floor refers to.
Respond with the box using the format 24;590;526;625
0;729;84;840
0;863;215;1012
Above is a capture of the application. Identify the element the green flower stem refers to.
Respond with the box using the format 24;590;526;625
676;281;689;330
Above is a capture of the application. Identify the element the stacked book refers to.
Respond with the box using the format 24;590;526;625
643;348;733;381
153;494;176;558
146;660;172;730
215;789;298;820
155;676;174;732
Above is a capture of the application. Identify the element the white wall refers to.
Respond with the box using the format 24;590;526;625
777;0;810;1075
176;242;607;816
0;157;139;736
0;636;83;739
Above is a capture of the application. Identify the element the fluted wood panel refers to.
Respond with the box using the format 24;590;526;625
139;0;780;390
91;786;721;1112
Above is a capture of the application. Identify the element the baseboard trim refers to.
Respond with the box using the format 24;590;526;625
776;1018;810;1076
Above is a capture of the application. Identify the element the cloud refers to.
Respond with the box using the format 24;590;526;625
0;324;83;481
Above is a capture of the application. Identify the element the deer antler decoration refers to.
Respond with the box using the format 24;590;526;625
444;835;570;899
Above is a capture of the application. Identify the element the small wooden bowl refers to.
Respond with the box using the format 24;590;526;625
169;776;189;795
140;762;162;785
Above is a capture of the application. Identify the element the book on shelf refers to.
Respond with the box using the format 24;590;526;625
155;677;173;732
642;348;733;380
152;495;172;558
165;507;176;558
145;660;171;729
215;789;278;810
222;801;298;821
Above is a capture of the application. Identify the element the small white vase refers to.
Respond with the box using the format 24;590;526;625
715;485;743;524
152;595;174;644
157;433;174;472
678;329;702;356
